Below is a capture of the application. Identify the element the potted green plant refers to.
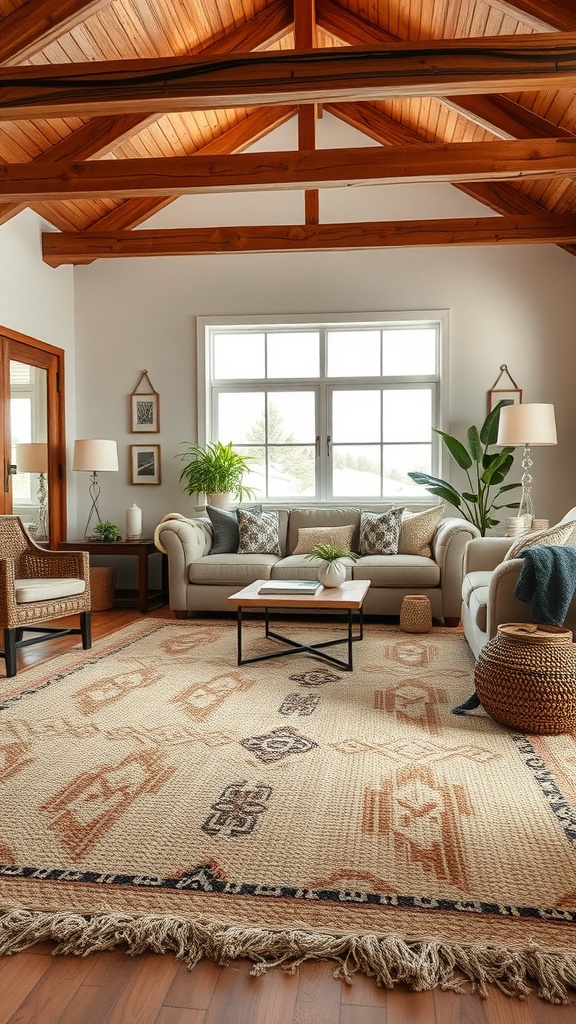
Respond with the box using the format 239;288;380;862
407;400;520;536
93;520;121;541
305;542;359;588
177;440;256;507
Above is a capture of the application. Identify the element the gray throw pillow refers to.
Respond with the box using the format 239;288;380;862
359;508;404;555
206;504;262;554
237;508;281;555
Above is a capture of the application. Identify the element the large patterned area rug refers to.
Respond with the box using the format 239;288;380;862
1;618;576;1003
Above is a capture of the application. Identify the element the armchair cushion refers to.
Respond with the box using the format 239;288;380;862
15;577;87;603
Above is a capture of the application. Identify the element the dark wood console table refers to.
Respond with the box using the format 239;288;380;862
57;539;167;614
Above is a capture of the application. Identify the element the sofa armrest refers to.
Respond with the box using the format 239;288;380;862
463;536;514;575
486;557;535;641
432;517;481;621
154;515;213;613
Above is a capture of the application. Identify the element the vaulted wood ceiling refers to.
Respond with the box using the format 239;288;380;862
1;0;576;264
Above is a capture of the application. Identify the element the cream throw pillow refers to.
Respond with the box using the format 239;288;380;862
292;524;355;555
503;520;576;561
398;504;445;557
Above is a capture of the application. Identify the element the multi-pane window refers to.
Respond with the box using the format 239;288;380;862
198;314;445;503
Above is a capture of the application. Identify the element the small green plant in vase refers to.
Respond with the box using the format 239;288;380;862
177;440;256;508
93;520;121;541
305;542;359;588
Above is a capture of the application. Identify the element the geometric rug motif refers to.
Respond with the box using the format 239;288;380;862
1;618;576;1003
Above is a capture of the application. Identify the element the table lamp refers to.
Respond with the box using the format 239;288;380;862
496;403;557;526
16;442;49;540
73;439;119;539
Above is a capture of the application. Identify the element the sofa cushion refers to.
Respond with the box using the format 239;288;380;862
359;508;403;555
352;555;440;587
237;508;281;554
206;503;262;554
399;505;445;557
287;508;360;555
189;553;281;586
292;524;355;555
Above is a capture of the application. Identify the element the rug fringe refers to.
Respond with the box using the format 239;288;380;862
0;909;575;1004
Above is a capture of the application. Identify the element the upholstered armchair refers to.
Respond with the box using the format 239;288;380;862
0;516;92;677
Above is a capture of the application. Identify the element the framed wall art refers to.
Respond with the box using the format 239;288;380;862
131;444;161;485
487;365;522;413
130;370;160;432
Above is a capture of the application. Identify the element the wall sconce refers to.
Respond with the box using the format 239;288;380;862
496;403;557;526
16;442;49;541
73;439;119;539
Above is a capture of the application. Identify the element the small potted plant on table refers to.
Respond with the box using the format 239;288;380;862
305;542;359;588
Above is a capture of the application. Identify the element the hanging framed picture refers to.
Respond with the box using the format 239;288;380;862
487;365;522;413
131;444;161;485
130;370;160;432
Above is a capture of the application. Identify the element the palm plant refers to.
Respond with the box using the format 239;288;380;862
177;441;256;502
408;400;520;536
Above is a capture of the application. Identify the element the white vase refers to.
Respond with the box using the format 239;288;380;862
317;560;346;588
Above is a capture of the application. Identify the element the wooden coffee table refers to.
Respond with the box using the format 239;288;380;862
227;579;370;672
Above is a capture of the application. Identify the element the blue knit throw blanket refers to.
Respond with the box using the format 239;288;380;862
514;544;576;625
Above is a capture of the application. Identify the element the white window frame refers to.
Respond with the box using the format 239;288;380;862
196;311;449;506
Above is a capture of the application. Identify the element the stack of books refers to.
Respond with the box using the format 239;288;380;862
258;580;322;595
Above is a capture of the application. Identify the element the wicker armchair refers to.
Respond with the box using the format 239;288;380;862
0;516;92;677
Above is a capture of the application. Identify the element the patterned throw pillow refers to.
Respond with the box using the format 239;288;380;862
206;504;262;554
398;504;445;557
359;508;404;555
503;520;576;561
292;524;355;555
237;508;281;555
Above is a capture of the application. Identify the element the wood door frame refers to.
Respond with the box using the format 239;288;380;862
1;325;67;546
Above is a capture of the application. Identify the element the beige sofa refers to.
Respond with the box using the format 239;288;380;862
154;505;479;621
461;508;576;659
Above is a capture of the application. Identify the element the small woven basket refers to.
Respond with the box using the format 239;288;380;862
400;595;432;634
474;623;576;734
90;566;117;611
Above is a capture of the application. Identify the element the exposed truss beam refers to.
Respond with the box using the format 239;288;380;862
295;0;319;224
0;0;114;65
4;137;576;202
41;214;576;265
3;34;576;119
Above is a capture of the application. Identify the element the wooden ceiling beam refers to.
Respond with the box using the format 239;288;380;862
41;214;576;265
3;34;576;119
5;137;576;202
0;0;114;65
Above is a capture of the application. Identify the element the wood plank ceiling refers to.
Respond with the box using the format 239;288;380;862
1;0;576;264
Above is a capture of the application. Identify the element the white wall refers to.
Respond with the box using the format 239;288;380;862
73;115;576;536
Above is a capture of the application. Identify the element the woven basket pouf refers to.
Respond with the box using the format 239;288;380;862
400;595;432;634
474;623;576;734
89;566;117;611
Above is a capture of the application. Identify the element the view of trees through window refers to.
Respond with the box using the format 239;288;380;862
201;316;443;502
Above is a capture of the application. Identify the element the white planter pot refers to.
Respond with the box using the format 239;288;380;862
206;492;234;510
317;560;346;588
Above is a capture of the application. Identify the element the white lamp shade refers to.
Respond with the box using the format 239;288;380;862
496;403;557;447
16;442;48;473
73;439;119;472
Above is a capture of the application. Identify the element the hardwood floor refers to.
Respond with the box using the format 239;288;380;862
0;607;574;1023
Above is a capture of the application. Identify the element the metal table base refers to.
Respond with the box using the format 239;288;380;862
236;606;364;672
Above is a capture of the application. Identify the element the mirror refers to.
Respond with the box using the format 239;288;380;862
11;360;49;540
